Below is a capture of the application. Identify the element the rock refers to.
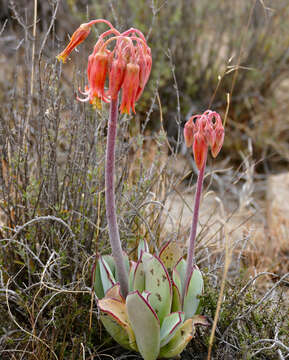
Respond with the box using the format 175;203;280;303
266;172;289;273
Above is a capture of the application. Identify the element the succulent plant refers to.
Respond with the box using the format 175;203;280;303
95;240;209;359
56;21;224;359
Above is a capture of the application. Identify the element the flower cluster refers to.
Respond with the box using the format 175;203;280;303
56;19;152;114
184;110;225;170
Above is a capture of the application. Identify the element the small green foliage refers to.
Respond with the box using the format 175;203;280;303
200;274;288;359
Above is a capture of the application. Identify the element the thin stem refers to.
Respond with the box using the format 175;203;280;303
87;19;119;34
105;97;129;298
182;150;207;303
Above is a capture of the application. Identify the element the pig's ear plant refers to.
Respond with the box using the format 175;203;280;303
57;19;152;298
57;20;224;360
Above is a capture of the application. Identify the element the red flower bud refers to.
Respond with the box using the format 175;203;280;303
211;118;224;158
184;118;195;147
120;63;140;114
135;50;152;101
56;23;91;63
204;121;215;148
193;131;208;170
88;51;109;103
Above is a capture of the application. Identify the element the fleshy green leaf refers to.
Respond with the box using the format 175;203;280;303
159;318;193;358
137;239;149;259
141;251;153;265
175;257;187;291
160;312;185;347
183;266;203;320
98;297;137;351
141;290;151;302
143;254;172;324
105;283;124;302
100;315;134;350
159;241;183;271
94;255;116;300
126;291;160;360
99;256;116;294
102;255;115;276
171;280;182;312
129;261;137;292
93;260;104;299
133;258;145;292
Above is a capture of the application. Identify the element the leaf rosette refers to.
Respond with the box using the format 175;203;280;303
95;240;209;360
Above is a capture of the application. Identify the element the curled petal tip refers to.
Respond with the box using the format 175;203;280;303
56;53;67;63
90;97;102;110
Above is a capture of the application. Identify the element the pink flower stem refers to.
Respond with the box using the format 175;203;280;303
182;149;207;303
105;97;129;298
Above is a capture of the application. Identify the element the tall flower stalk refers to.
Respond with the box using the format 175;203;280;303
56;20;152;298
183;111;224;302
105;97;129;296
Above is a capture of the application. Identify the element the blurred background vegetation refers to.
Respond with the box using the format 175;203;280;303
0;0;288;359
1;0;289;167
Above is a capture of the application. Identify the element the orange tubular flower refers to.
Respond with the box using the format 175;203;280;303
120;63;140;114
56;23;91;63
89;51;109;102
135;49;152;101
77;49;110;108
193;131;208;170
109;56;126;100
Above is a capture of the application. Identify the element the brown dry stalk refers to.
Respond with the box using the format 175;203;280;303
89;192;102;331
23;0;38;148
5;278;59;360
156;91;173;154
30;0;37;99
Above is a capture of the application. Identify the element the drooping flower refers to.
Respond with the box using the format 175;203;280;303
120;63;140;114
135;47;152;101
211;114;225;158
109;56;126;100
77;51;110;108
56;23;91;63
56;20;152;113
184;117;195;148
89;51;110;101
184;110;224;170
